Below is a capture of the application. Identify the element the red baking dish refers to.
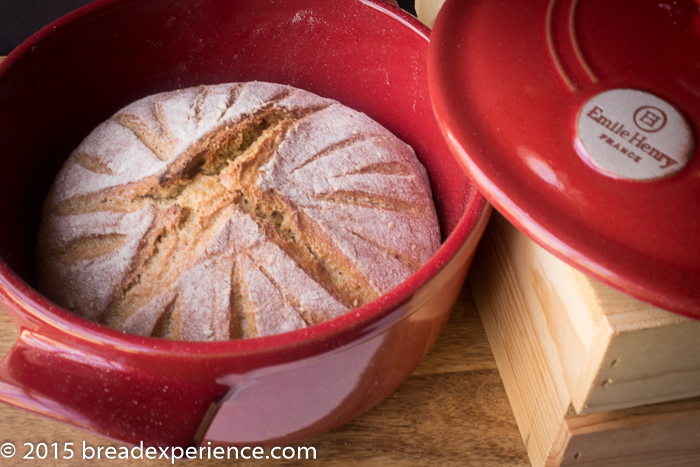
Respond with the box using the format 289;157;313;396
0;0;489;448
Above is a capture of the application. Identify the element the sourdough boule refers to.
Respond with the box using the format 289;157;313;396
36;82;441;341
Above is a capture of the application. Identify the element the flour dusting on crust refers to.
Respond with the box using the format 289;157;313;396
36;82;441;341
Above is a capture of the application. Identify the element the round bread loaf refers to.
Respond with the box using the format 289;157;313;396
36;82;441;341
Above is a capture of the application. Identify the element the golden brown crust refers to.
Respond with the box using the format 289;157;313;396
36;82;441;341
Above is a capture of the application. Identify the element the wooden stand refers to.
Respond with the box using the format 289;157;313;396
468;213;700;467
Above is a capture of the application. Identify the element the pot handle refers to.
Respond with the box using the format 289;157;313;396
0;326;226;447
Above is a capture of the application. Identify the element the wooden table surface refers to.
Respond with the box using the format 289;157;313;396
0;51;528;465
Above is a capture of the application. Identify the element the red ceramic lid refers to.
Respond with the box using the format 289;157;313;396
429;0;700;318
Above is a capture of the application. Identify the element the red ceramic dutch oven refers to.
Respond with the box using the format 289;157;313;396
0;0;489;448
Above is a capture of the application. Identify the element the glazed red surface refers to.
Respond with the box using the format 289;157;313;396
430;0;700;317
0;0;488;447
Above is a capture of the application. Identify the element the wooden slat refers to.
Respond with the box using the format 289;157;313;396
573;273;700;413
554;397;700;467
469;214;570;467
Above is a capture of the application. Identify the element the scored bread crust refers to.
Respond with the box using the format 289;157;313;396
36;82;441;341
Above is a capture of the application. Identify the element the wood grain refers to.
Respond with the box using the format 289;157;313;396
551;396;700;467
470;213;700;467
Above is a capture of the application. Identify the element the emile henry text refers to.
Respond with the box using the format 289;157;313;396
586;106;678;169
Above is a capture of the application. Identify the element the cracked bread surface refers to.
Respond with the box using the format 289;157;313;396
36;82;441;341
